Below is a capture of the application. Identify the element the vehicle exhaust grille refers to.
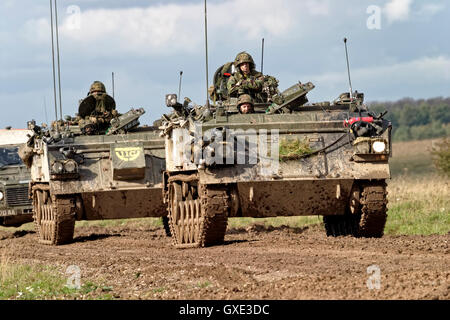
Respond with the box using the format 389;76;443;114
5;186;32;207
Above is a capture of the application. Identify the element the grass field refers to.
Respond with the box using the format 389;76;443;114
389;138;440;177
0;249;113;300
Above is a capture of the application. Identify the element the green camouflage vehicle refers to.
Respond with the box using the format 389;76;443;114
0;129;34;227
160;67;392;248
21;106;167;245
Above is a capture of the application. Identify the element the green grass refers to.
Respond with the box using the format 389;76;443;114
0;222;34;232
197;281;212;289
1;217;164;232
0;262;114;300
386;201;449;235
0;250;114;300
228;216;321;229
152;287;166;293
75;217;163;228
279;138;313;161
385;176;449;235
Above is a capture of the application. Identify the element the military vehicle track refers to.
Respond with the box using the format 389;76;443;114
359;180;388;237
324;180;387;238
167;177;229;248
161;216;172;237
33;185;76;245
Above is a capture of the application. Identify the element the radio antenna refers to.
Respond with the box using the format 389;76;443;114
54;0;63;121
343;38;362;116
178;71;183;99
261;38;265;74
112;72;115;99
43;96;49;125
204;0;210;105
343;38;353;102
49;0;58;122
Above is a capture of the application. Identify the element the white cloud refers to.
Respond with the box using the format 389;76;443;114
303;56;450;100
20;0;329;56
417;3;445;17
384;0;413;23
21;18;50;44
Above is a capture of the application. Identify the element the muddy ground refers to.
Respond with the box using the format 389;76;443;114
0;223;449;300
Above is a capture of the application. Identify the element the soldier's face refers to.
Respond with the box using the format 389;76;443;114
240;63;250;74
240;103;253;114
91;90;104;99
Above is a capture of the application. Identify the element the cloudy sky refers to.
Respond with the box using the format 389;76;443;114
1;0;449;128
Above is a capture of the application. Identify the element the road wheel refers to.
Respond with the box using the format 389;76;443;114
167;180;229;248
33;188;76;245
324;180;387;238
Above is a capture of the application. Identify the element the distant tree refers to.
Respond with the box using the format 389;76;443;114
393;126;410;141
367;97;450;142
432;138;450;177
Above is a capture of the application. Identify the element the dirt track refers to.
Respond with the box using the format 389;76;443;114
1;223;449;300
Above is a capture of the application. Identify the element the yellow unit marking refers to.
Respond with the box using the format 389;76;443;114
115;147;142;162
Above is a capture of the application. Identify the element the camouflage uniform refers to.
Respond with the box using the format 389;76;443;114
227;52;265;101
78;81;117;135
80;81;116;116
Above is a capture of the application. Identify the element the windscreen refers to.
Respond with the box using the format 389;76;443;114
0;147;23;167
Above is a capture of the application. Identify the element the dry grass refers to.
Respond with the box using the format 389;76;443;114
390;139;441;177
392;139;439;156
0;248;12;284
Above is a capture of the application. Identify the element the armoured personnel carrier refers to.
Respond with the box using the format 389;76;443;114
0;129;34;227
161;68;391;248
21;106;166;245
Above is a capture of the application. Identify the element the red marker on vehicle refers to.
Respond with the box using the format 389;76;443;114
344;117;374;127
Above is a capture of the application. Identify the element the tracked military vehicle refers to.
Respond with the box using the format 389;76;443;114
161;70;391;248
0;129;34;227
22;106;166;245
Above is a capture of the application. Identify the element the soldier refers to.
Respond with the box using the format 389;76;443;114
237;94;254;114
227;52;264;101
78;81;117;135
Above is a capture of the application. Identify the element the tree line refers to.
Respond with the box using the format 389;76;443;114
368;97;450;141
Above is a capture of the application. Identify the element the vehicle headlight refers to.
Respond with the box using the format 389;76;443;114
372;141;386;153
64;160;77;173
52;161;64;174
0;191;4;201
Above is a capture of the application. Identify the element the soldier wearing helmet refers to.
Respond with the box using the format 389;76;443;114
237;94;254;114
227;52;265;101
78;81;117;135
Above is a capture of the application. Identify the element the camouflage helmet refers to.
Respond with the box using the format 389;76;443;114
234;52;255;69
89;81;106;94
237;94;253;106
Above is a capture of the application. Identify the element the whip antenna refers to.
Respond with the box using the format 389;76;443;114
343;38;353;102
261;38;265;74
112;72;115;99
178;71;183;99
43;96;49;125
204;0;210;104
49;0;58;122
54;0;63;121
